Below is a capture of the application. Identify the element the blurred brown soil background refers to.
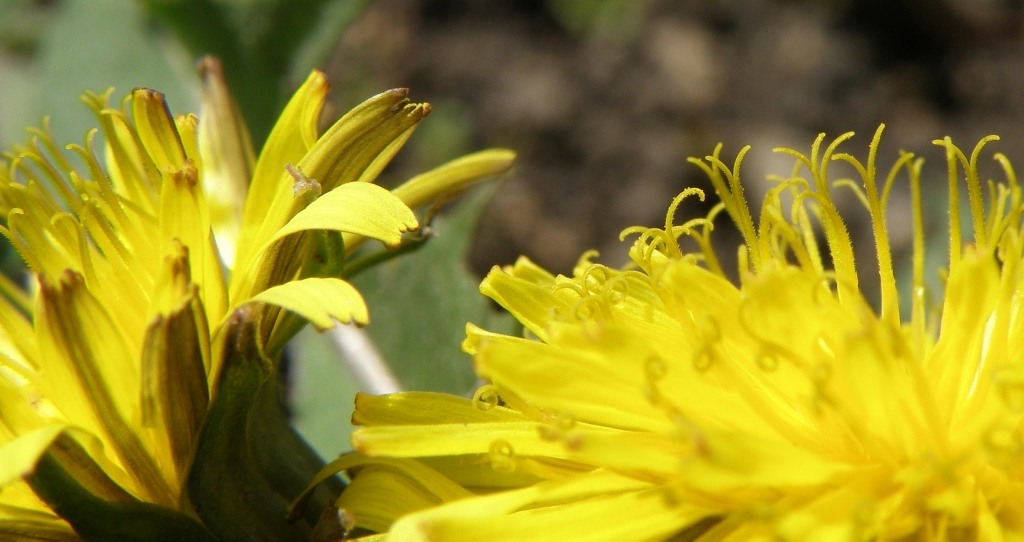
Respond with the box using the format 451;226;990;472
323;0;1024;294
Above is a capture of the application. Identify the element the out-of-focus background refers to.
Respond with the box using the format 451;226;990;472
2;0;1022;454
324;0;1024;282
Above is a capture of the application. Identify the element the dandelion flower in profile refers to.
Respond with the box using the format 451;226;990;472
314;125;1024;540
0;58;512;540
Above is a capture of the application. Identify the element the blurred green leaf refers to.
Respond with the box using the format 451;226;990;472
0;0;55;57
287;326;362;457
546;0;647;42
0;0;198;150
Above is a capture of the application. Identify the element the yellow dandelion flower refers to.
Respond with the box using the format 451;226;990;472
0;57;513;540
308;125;1024;540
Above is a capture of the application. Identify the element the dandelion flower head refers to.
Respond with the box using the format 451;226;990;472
324;125;1024;540
0;59;512;539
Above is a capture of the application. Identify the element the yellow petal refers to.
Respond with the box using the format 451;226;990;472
131;88;187;171
236;84;417;273
334;456;473;533
0;275;36;370
232;180;418;304
35;272;174;505
272;181;418;250
139;286;210;482
2;427;137;511
196;57;256;268
391;149;515;210
476;262;571;343
0;425;63;487
0;493;74;541
353;422;573;460
245;277;369;330
86;93;160;214
387;470;675;541
233;70;327;271
677;427;850;497
472;328;671;432
395;488;702;542
157;162;228;321
289;454;470;528
927;249;1000;427
301;91;427;194
353;392;528;426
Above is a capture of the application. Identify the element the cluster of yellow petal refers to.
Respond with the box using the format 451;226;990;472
326;125;1024;540
0;59;513;540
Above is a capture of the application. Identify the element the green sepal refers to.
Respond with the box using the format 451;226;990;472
25;436;216;542
185;308;302;541
248;373;344;529
185;306;339;541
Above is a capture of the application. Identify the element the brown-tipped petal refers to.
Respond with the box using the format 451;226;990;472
392;149;516;210
35;272;175;506
131;89;188;171
140;285;210;483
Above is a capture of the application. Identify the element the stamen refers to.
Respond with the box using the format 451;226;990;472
907;156;927;350
603;276;629;305
832;125;902;325
488;439;517;472
286;163;322;200
691;146;758;272
789;190;825;274
552;277;586;297
691;318;721;372
27;120;75;174
968;136;1002;248
570;295;603;321
663;187;705;258
580;264;610;295
472;385;500;411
